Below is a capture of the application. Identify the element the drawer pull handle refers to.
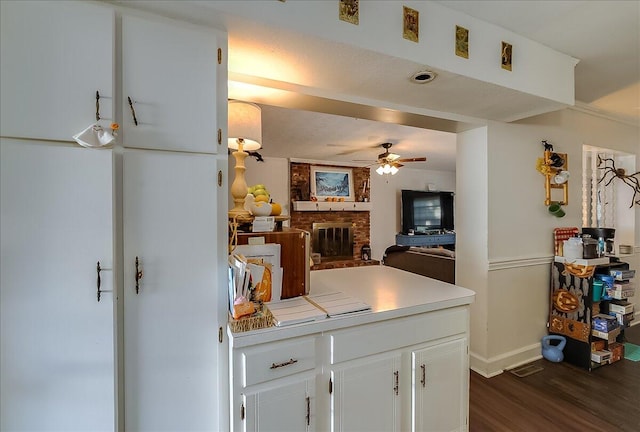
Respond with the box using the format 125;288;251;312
270;358;298;369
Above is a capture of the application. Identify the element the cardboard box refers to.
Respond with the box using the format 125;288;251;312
591;350;612;364
609;269;635;281
591;340;606;351
591;327;621;343
609;311;635;327
609;301;634;315
608;342;624;362
606;287;635;300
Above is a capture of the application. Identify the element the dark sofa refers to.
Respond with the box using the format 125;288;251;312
382;245;455;284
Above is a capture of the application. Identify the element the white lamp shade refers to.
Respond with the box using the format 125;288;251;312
228;100;262;151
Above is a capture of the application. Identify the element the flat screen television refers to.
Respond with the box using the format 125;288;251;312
401;190;454;234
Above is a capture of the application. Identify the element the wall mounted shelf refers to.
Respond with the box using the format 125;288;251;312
292;201;372;212
544;150;569;206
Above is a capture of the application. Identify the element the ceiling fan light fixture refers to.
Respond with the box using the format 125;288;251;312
376;165;384;175
410;70;437;84
390;165;399;175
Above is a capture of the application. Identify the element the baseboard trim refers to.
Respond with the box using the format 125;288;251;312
472;320;640;377
470;342;542;377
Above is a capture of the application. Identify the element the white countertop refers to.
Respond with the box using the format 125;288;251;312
229;265;476;347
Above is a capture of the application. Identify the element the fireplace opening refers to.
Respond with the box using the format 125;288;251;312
312;222;354;261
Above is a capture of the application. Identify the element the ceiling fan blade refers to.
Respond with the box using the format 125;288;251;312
397;157;427;163
337;148;369;156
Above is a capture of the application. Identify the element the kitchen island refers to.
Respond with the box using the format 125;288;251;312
228;265;475;431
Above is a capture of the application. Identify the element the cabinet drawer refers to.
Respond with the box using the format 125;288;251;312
241;337;316;387
330;307;468;364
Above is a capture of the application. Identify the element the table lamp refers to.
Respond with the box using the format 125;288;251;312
228;100;262;217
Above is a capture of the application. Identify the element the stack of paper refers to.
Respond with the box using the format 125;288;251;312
268;297;327;326
268;292;372;327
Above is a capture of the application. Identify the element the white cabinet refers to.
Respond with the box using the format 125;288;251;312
1;139;115;431
230;336;317;431
243;377;315;432
330;353;402;432
412;338;468;432
122;15;220;153
1;2;228;430
326;309;469;432
122;149;221;431
230;304;470;432
0;1;114;141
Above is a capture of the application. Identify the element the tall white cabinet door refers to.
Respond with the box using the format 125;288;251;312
123;149;219;431
121;15;220;153
331;353;402;432
0;139;115;431
412;338;468;432
244;377;315;432
0;1;114;141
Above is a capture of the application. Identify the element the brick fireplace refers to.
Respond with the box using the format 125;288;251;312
290;162;377;270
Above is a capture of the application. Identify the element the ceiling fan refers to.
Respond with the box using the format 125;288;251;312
357;142;427;175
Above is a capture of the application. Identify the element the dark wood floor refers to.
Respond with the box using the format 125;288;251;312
470;324;640;431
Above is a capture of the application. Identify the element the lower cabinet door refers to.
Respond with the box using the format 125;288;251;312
243;377;315;432
412;338;468;432
331;353;402;432
123;149;219;431
1;139;115;431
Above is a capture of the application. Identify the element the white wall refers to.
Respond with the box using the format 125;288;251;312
213;0;577;107
370;167;456;261
455;126;490;371
229;155;290;218
472;109;640;376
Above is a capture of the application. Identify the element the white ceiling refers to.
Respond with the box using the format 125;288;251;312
116;0;640;172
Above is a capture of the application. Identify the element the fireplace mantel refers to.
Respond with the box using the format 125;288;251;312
292;201;372;212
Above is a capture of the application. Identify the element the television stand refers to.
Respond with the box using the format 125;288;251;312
396;233;455;247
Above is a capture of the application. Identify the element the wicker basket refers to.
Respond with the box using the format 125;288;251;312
228;303;274;333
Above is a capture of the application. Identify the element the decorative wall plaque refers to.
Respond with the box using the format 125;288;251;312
455;25;469;58
339;0;359;25
501;41;512;71
403;6;419;43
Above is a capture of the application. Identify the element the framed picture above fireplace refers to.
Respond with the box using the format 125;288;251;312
310;166;355;201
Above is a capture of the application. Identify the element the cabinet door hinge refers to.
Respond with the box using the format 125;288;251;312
218;326;223;343
218;48;222;64
217;128;222;145
217;170;223;187
305;396;310;426
329;377;333;394
240;402;245;420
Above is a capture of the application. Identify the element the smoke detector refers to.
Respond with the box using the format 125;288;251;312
410;70;437;84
